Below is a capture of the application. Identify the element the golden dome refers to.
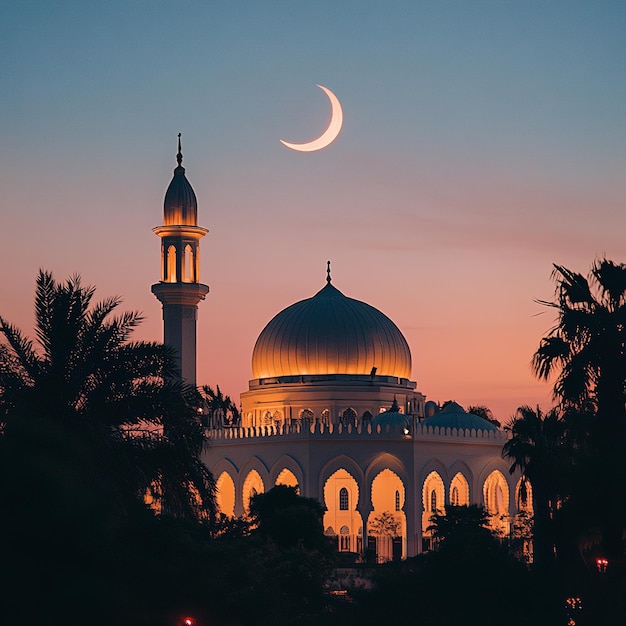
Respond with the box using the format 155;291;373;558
251;279;412;380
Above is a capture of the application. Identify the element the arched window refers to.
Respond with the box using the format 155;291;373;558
299;408;314;421
362;410;373;422
167;245;177;282
183;244;193;282
339;487;349;511
430;489;437;512
395;490;401;511
342;407;357;425
320;409;330;425
272;410;283;425
262;411;272;426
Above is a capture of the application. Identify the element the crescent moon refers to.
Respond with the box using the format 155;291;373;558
280;85;343;152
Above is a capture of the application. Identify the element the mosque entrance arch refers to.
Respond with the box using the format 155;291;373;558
367;469;406;562
323;469;363;555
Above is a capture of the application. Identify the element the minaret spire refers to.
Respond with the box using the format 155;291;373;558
326;260;332;284
151;136;209;386
177;132;183;167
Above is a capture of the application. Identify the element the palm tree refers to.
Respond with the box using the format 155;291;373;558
532;258;626;562
202;384;240;427
0;270;215;522
503;405;569;568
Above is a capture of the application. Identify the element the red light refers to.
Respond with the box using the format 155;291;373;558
183;619;194;626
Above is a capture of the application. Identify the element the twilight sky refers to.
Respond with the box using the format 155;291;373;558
1;1;625;421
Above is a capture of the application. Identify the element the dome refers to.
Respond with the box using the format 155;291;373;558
423;402;498;432
371;398;411;429
251;277;412;380
163;135;197;226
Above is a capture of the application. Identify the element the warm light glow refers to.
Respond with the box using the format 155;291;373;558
323;468;362;554
275;468;299;488
280;84;343;152
596;557;608;573
216;471;236;517
242;469;265;513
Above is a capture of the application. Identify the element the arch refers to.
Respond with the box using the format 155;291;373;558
421;471;445;547
448;460;474;501
299;408;314;422
449;472;470;507
320;408;330;425
269;455;304;489
262;411;273;426
242;469;265;514
323;468;363;554
319;455;365;497
166;245;177;282
362;410;373;423
215;471;236;517
183;244;194;282
272;410;283;426
417;459;449;493
275;468;299;490
483;469;510;536
368;468;406;562
365;453;409;488
476;457;516;506
341;407;357;426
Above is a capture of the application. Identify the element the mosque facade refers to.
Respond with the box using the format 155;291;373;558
154;142;529;562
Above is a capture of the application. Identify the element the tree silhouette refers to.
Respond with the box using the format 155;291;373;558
503;405;569;568
532;259;626;562
0;270;215;521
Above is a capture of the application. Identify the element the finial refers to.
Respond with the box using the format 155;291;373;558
176;133;183;167
326;260;331;284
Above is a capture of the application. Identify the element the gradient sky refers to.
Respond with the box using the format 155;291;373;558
2;1;625;421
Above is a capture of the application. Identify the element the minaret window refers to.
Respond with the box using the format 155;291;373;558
395;490;401;511
183;245;193;282
167;245;177;282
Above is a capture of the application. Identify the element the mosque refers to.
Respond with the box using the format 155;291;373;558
152;139;529;561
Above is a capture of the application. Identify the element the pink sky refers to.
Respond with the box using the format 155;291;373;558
1;2;624;422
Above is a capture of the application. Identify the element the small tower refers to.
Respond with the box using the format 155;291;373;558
151;135;209;385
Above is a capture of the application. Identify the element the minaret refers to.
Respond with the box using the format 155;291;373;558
151;134;209;385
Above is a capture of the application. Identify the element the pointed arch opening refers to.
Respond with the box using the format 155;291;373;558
422;471;445;551
275;468;299;491
483;470;510;536
242;469;265;514
323;468;362;554
166;245;177;283
215;471;236;517
368;469;406;562
450;472;470;507
183;244;194;283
